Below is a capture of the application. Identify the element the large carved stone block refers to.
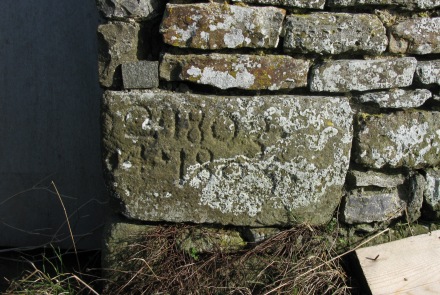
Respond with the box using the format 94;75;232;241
283;13;387;55
102;90;353;226
354;111;440;169
159;3;285;49
160;54;310;90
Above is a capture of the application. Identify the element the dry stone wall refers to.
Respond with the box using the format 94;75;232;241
96;0;440;266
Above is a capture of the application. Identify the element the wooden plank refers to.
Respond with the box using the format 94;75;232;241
356;230;440;295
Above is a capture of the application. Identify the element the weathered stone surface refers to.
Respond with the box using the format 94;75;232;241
122;61;159;89
232;0;325;9
327;0;440;9
159;3;286;49
354;111;440;169
102;90;353;226
356;89;431;108
343;188;405;224
348;170;405;188
389;18;440;55
416;60;440;85
406;173;424;222
160;54;310;90
283;13;387;55
96;0;165;19
97;21;141;88
423;169;440;218
310;58;417;92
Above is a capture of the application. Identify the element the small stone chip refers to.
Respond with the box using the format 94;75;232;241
122;61;159;89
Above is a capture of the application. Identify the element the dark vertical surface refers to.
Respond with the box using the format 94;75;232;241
0;0;107;249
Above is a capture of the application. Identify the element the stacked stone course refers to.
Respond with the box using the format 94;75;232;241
96;0;440;273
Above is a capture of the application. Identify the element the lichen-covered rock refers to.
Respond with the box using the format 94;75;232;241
96;0;165;19
160;54;310;90
122;61;159;89
327;0;440;10
343;188;405;224
310;58;417;92
406;173;424;222
389;18;440;55
102;90;353;226
159;3;285;49
241;227;281;243
423;169;440;218
354;111;440;169
97;21;141;88
416;60;440;85
231;0;325;9
356;89;431;108
347;170;405;188
283;13;387;55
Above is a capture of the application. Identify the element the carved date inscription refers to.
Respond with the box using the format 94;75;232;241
102;90;353;226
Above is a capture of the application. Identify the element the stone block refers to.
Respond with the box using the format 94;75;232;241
343;188;405;224
416;60;440;86
389;18;440;55
159;3;285;49
310;58;417;92
327;0;440;10
160;54;310;90
406;173;424;222
356;89;431;108
354;111;440;169
231;0;325;9
96;0;165;20
97;21;141;88
423;169;440;218
241;228;281;243
102;90;353;226
283;13;387;55
348;170;405;188
122;61;159;89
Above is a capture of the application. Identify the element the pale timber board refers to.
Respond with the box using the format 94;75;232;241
356;230;440;295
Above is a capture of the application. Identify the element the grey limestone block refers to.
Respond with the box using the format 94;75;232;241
416;60;440;86
423;169;440;219
343;188;405;224
97;21;141;88
159;53;310;90
356;89;431;108
96;0;165;20
354;111;440;169
159;3;286;49
231;0;325;9
389;17;440;55
327;0;440;10
283;13;387;55
122;61;159;89
348;170;405;188
102;90;353;226
310;58;417;92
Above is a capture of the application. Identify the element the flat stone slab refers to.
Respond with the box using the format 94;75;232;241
283;13;387;55
160;54;310;90
327;0;440;10
122;61;159;89
231;0;325;9
356;89;431;108
354;111;440;169
97;21;141;88
310;58;417;92
343;188;404;224
389;18;440;55
348;170;405;188
159;3;285;49
416;60;440;86
102;90;353;226
96;0;165;19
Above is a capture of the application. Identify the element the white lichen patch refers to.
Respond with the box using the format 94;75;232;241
357;89;431;108
186;66;255;90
